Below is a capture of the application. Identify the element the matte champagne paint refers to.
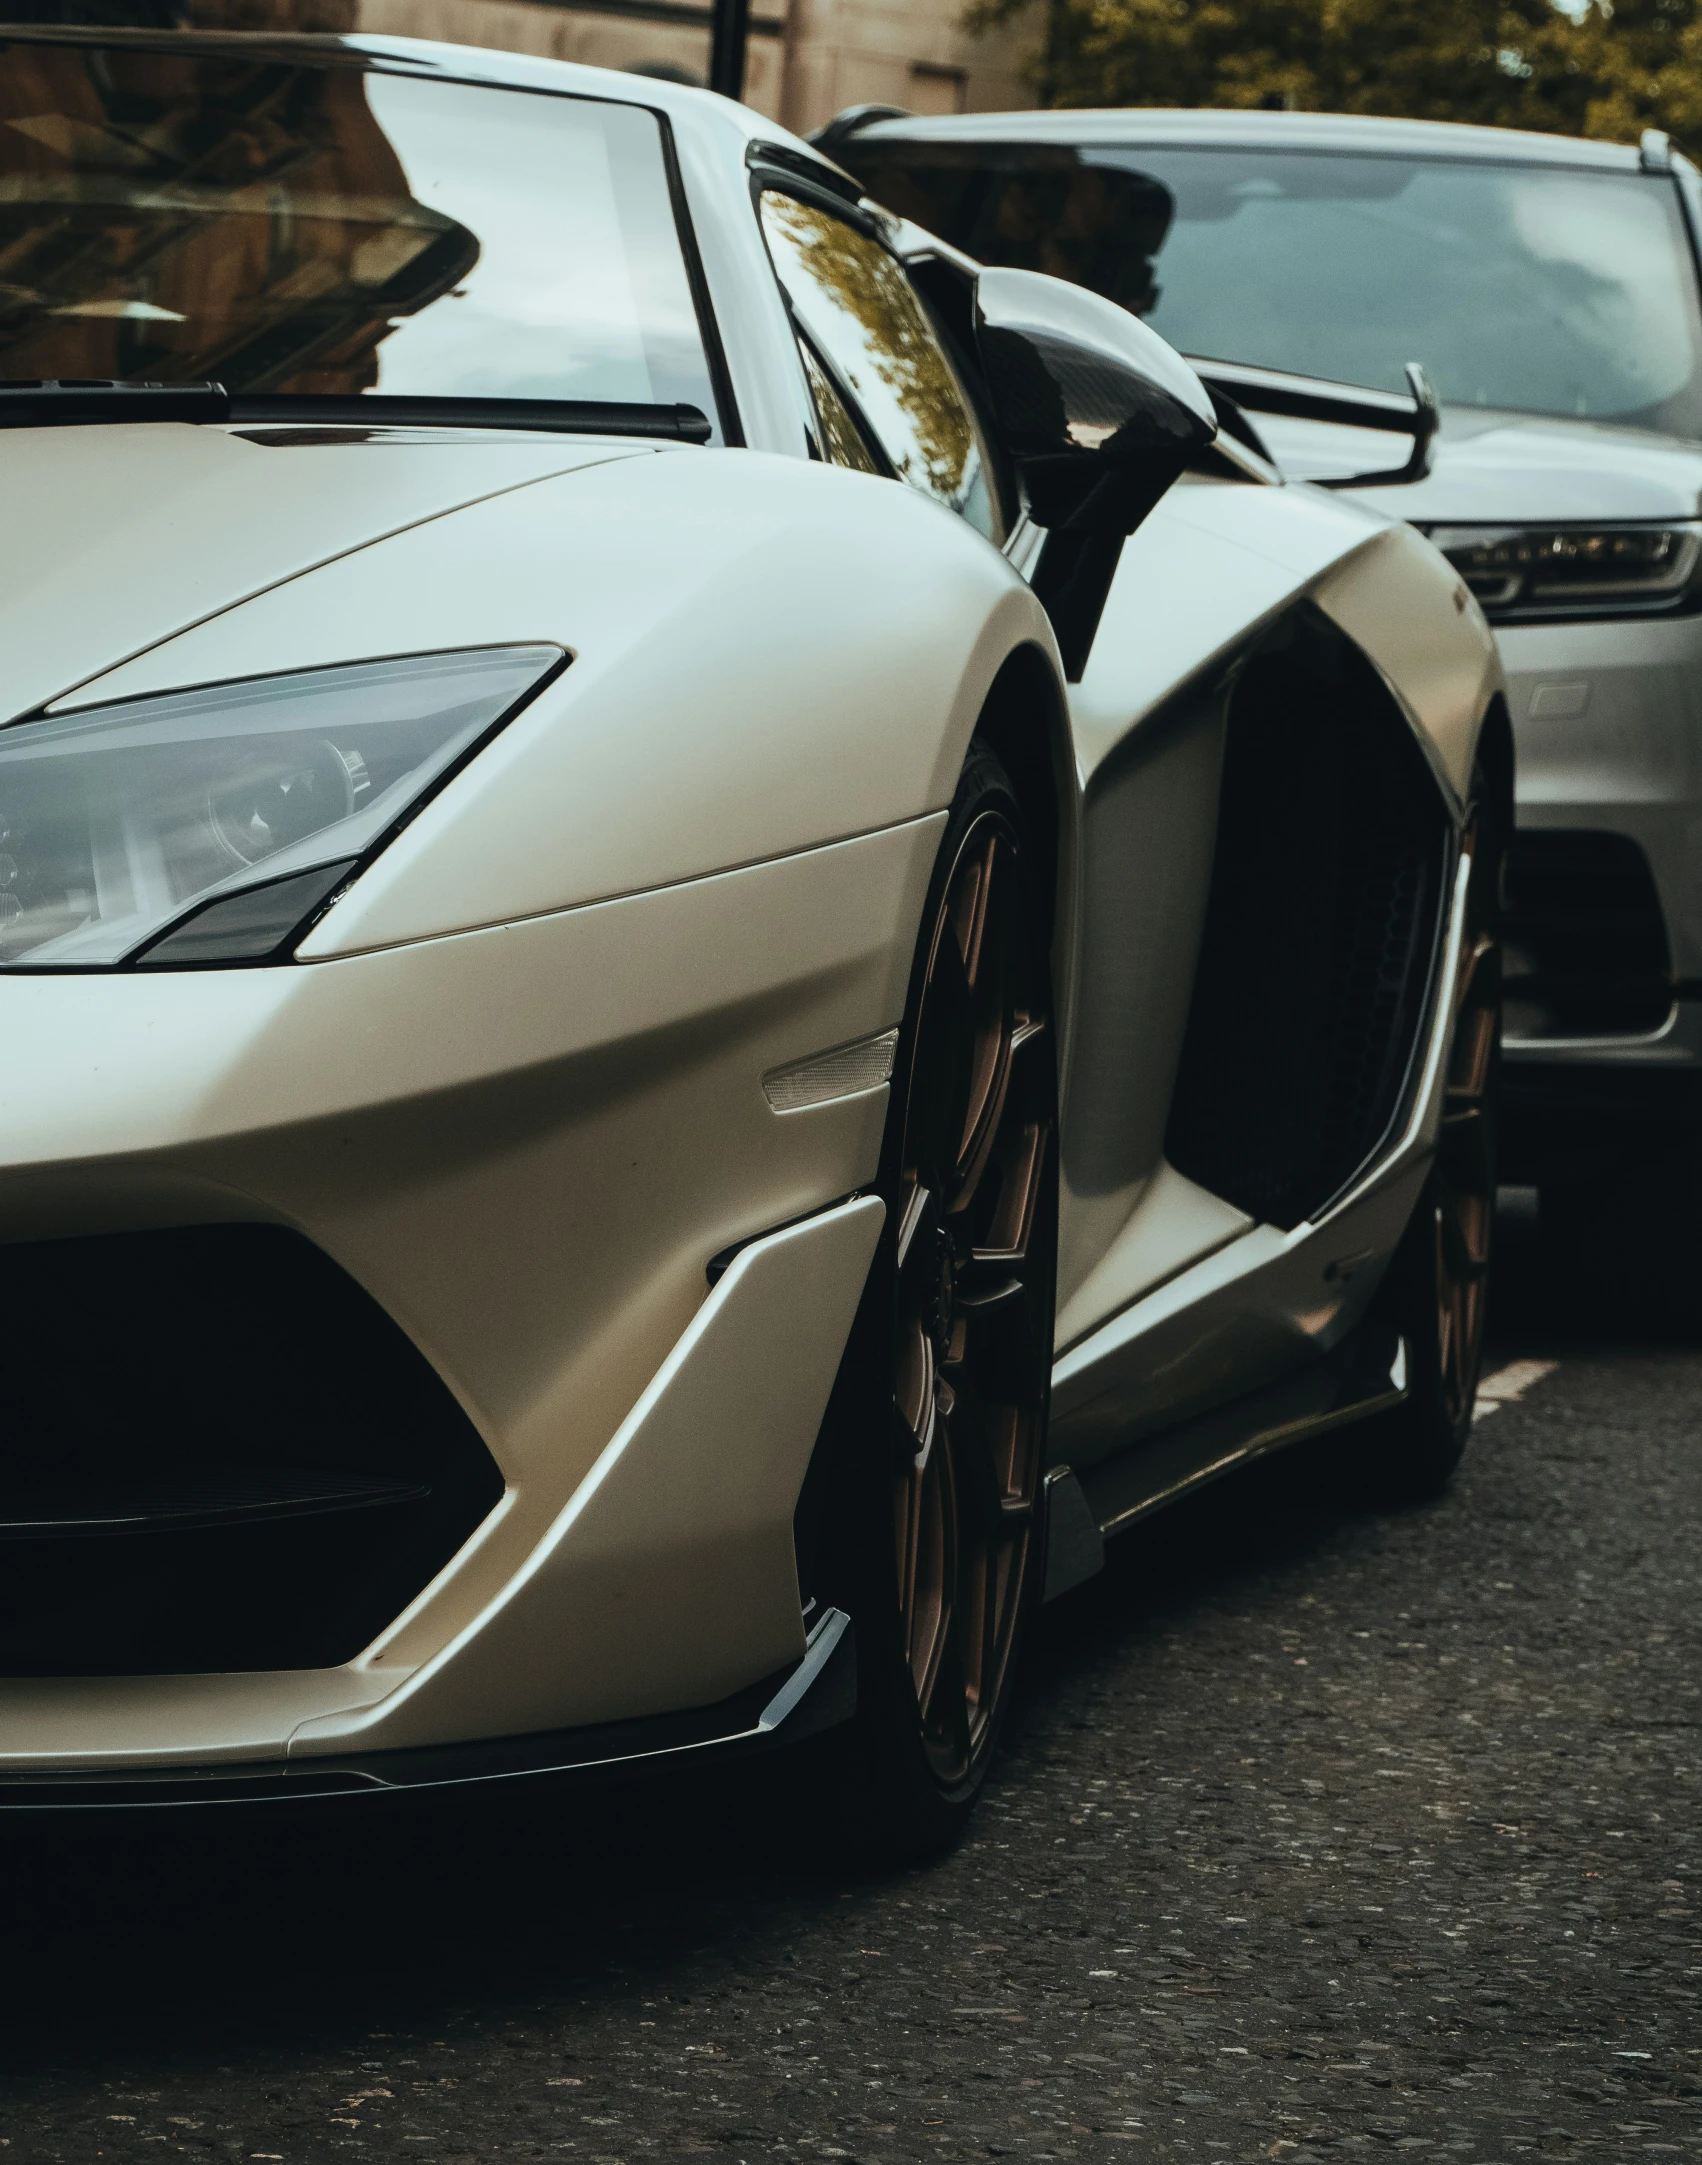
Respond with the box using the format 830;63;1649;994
71;449;1052;948
293;1197;886;1751
4;423;636;724
0;38;1504;1785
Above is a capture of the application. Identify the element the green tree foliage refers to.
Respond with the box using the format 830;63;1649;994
970;0;1702;151
1565;0;1702;142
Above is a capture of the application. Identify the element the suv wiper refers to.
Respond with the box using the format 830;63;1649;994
0;380;713;443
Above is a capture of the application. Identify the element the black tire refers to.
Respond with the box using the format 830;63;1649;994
808;742;1059;1861
1367;760;1502;1502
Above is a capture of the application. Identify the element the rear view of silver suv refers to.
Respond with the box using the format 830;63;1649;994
827;107;1702;1236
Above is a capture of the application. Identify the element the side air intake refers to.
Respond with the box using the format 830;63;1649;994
1164;613;1451;1230
0;1224;503;1676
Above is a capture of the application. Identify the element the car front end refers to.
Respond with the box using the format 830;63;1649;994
0;27;1054;1806
1377;425;1702;1191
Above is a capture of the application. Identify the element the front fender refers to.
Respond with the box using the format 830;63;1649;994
69;446;1057;954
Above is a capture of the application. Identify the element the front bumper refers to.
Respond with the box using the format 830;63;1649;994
0;1607;856;1814
1502;999;1702;1183
0;818;930;1782
1498;611;1702;1164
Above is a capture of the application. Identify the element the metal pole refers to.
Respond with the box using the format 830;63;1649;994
708;0;751;100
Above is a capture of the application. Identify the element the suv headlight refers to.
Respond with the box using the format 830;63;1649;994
0;645;563;970
1423;522;1702;622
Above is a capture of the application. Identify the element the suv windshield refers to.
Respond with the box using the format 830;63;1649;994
846;138;1702;439
0;39;718;423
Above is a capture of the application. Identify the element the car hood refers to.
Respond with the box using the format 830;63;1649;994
1256;407;1702;525
0;421;651;724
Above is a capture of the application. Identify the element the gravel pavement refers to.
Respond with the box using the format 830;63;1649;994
1;1195;1698;2163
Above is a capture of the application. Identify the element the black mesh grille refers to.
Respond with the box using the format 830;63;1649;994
0;1225;502;1676
1503;830;1671;1039
1165;629;1449;1230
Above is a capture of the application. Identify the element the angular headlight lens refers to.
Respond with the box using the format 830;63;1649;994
1425;522;1702;621
0;645;563;970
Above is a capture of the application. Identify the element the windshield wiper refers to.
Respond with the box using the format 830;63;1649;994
235;393;714;442
0;380;714;443
0;379;228;425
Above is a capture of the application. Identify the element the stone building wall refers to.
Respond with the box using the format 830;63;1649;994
771;0;1037;132
349;0;1040;134
75;0;1039;138
354;0;786;117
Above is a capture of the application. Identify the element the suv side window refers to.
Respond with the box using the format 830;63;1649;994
759;189;1003;544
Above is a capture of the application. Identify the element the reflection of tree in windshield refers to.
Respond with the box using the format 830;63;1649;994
976;166;1172;316
764;194;972;504
0;37;477;391
843;147;1174;319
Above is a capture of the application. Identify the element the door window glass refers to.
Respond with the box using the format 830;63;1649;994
799;337;881;472
760;191;1001;540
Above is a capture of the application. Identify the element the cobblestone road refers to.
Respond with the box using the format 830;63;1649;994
1;1198;1698;2163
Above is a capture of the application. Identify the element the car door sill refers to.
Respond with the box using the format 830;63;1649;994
1075;1317;1407;1543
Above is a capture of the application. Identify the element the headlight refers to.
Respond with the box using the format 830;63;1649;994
1423;522;1702;622
0;645;563;970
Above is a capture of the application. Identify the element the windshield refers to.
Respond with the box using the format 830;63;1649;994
847;139;1702;439
0;40;718;423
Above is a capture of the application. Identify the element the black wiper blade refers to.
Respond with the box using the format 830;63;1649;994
1184;356;1439;489
0;381;713;443
0;379;229;426
231;394;713;442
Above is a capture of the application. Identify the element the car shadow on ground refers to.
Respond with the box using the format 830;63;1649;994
1489;1180;1702;1358
0;1181;1693;2078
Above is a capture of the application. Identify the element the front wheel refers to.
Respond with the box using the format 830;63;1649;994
1369;765;1502;1501
814;744;1059;1860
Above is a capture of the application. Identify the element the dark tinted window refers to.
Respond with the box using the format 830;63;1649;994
847;138;1702;438
0;39;717;419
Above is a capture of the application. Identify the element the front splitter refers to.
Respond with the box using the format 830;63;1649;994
0;1608;855;1814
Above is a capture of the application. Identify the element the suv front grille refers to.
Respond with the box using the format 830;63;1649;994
1503;830;1672;1040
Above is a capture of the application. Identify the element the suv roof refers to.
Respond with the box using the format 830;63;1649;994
847;106;1646;174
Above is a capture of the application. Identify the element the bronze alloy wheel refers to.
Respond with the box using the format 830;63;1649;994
887;791;1056;1791
801;747;1056;1856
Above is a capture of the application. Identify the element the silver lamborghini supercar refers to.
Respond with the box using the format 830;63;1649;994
0;27;1506;1852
